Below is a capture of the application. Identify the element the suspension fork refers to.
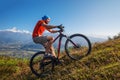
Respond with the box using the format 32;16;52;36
65;35;78;48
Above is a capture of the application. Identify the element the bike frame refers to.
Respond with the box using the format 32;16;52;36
53;32;78;59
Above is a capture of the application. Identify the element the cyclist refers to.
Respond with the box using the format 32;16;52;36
32;15;61;58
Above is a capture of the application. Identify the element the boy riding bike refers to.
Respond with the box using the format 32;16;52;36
32;15;62;58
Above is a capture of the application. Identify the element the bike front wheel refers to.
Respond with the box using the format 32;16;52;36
65;34;91;60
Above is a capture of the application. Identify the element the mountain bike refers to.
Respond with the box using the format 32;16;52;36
30;25;91;77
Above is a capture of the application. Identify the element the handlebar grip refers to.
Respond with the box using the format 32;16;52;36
57;24;64;32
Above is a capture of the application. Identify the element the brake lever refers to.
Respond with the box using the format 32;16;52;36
60;26;64;32
57;24;64;32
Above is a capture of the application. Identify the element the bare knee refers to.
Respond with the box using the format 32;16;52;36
47;36;54;42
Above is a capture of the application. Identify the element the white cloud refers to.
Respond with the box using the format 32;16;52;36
0;27;32;34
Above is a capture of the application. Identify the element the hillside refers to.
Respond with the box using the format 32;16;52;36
0;38;120;80
0;30;106;51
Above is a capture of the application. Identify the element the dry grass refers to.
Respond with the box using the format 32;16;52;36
0;38;120;80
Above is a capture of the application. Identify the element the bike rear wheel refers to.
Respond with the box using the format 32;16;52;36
30;51;54;77
65;34;91;60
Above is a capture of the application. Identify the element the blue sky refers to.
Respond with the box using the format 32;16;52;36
0;0;120;38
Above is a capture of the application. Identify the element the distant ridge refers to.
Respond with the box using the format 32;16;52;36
0;28;106;52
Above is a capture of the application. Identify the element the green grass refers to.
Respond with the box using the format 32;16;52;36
0;38;120;80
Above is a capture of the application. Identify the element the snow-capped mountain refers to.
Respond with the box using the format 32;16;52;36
0;27;32;44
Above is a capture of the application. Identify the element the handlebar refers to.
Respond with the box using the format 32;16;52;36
57;24;64;32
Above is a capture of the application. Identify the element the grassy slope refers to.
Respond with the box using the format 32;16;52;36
0;38;120;80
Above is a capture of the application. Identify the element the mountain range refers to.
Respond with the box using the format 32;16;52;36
0;29;106;51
